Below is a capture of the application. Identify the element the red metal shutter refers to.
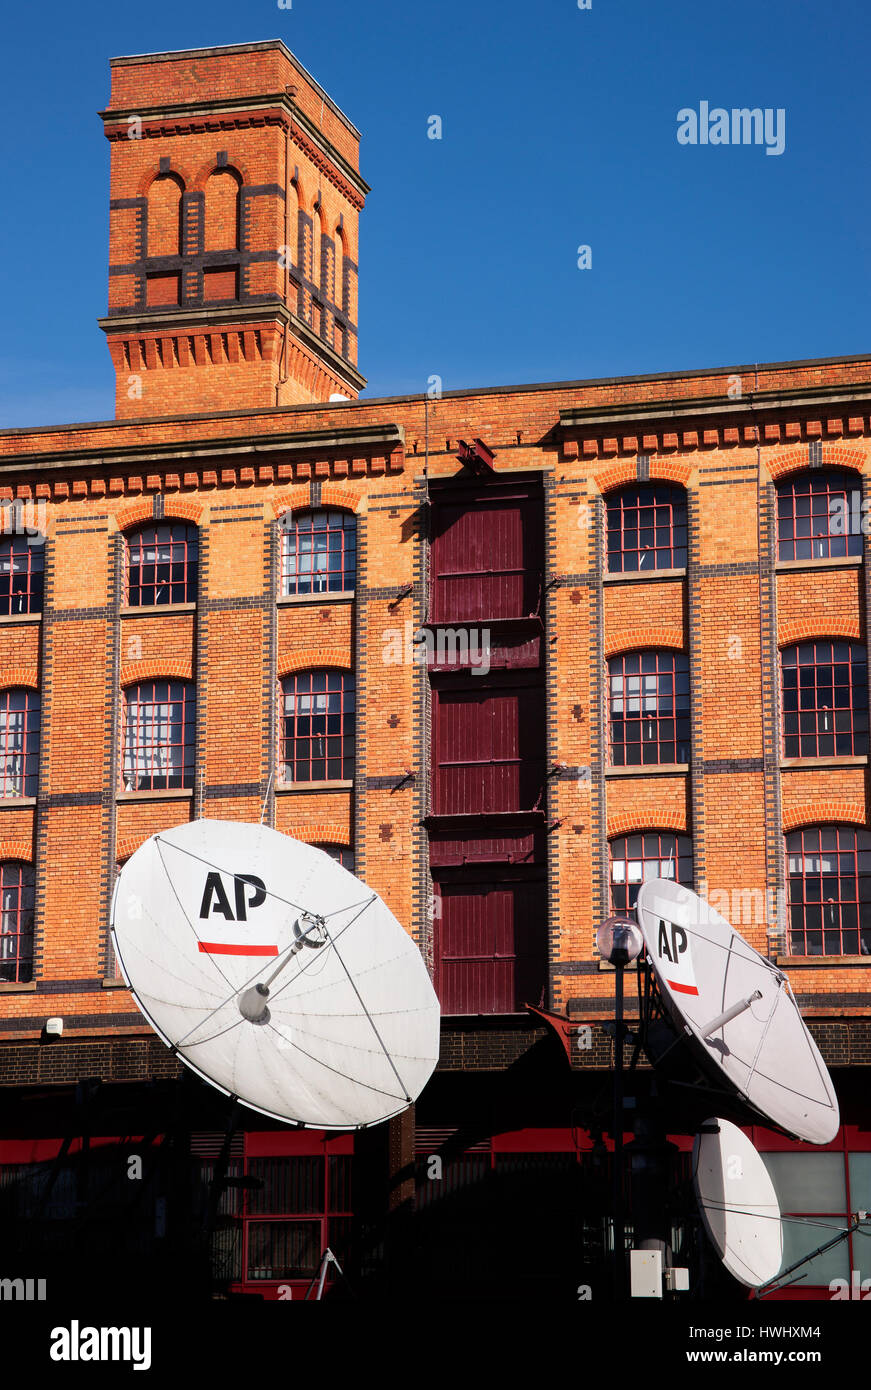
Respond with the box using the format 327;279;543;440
435;880;546;1014
431;496;543;622
433;687;544;815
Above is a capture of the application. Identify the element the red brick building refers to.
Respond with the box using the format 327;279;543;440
0;41;869;1303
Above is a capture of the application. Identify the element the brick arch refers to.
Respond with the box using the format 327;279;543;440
285;823;351;847
277;650;352;678
604;627;685;659
290;174;315;216
136;165;190;198
272;484;312;519
782;802;866;833
767;446;866;481
273;486;362;521
607;811;688;838
320;484;362;513
115;499;204;532
595;458;693;495
0;840;33;863
120;659;194;687
115;834;153;864
0;666;39;690
189;157;251;193
778;618;862;647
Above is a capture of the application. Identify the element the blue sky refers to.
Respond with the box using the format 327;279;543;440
0;0;868;426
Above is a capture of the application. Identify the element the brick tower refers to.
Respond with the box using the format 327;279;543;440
99;41;368;418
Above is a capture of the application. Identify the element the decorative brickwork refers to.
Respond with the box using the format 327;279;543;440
782;801;866;832
778;617;862;645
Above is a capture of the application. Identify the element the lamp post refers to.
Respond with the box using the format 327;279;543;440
596;914;644;1300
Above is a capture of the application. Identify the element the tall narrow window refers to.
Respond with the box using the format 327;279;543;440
781;641;868;758
147;172;184;257
0;537;44;616
776;470;863;562
0;689;40;798
126;524;198;606
610;833;693;914
606;485;687;573
609;651;690;765
122;681;195;791
0;861;34;983
786;826;871;956
204;168;241;251
281;511;355;596
281;672;355;783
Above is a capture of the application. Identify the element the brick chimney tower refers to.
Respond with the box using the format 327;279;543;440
99;41;368;418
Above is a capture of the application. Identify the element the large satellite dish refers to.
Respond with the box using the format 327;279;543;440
111;820;440;1129
635;878;838;1144
693;1117;783;1288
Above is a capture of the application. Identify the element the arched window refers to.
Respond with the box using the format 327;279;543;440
319;845;355;874
0;536;44;615
310;206;322;290
281;511;356;596
122;681;195;791
322;231;335;303
0;861;34;983
280;672;355;783
610;832;693;914
334;224;346;301
126;524;198;606
606;484;687;573
147;172;184;257
204;168;241;251
0;689;40;798
609;651;690;765
786;826;871;956
776;469;862;562
781;641;868;758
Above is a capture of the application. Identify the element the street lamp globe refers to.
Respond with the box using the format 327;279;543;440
597;914;644;967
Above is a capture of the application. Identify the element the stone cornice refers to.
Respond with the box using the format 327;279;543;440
0;423;404;473
100;96;370;204
560;382;871;429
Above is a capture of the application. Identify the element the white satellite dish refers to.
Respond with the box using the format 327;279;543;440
111;820;440;1129
635;878;839;1144
693;1117;783;1288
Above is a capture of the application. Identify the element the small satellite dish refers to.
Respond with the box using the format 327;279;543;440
693;1117;783;1288
635;878;839;1144
111;820;440;1129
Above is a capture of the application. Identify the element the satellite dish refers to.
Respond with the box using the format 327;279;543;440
111;820;440;1129
693;1117;783;1288
635;878;839;1144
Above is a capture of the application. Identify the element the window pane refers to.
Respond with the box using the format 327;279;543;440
762;1153;845;1212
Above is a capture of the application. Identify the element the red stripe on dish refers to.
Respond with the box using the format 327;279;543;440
668;979;699;995
198;942;278;956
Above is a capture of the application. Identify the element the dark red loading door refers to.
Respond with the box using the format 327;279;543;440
433;685;545;815
430;496;543;623
435;880;546;1014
